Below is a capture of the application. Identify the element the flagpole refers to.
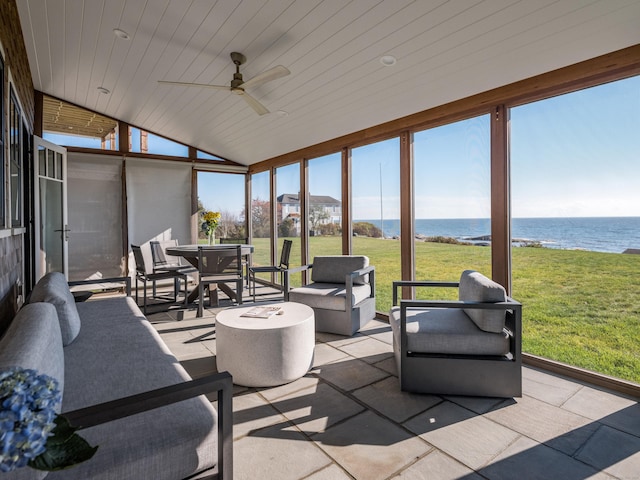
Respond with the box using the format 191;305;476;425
380;163;384;239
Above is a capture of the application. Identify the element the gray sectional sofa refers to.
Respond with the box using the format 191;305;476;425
0;272;232;480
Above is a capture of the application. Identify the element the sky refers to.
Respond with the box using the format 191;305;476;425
510;75;640;218
48;75;639;220
235;74;639;220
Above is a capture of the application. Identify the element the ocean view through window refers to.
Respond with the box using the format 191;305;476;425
352;138;400;311
402;115;492;302
509;75;640;383
353;217;640;254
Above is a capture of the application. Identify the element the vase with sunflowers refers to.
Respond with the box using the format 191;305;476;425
201;211;221;245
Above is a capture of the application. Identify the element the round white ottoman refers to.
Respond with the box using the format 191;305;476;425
215;302;315;387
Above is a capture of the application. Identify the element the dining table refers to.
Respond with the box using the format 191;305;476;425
165;244;254;305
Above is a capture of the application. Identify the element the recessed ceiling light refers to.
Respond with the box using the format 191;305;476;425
97;86;110;94
380;55;397;67
113;28;130;40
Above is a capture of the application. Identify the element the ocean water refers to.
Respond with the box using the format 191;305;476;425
356;217;640;254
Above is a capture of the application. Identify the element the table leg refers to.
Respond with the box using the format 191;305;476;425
186;282;218;305
217;283;237;303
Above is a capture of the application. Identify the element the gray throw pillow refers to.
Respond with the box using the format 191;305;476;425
311;256;369;285
29;272;81;345
459;270;507;333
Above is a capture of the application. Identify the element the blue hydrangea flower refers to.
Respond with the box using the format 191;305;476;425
0;367;61;472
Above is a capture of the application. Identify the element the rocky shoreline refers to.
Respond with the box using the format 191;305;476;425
408;234;639;253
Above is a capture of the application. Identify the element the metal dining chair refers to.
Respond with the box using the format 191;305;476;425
197;245;244;317
132;244;186;314
150;239;197;302
248;239;292;301
219;237;251;286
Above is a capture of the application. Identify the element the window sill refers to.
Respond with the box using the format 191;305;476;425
0;227;25;238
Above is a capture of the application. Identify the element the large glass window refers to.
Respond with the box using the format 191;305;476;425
197;150;225;161
130;127;189;157
413;115;491;299
276;163;301;286
510;75;640;383
352;138;400;312
250;171;272;276
197;172;246;242
308;153;342;259
9;90;23;228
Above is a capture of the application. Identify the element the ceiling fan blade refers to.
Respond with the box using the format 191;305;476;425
158;80;229;91
241;91;270;116
240;65;290;89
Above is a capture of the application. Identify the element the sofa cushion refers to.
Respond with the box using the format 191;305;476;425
51;297;218;480
0;302;65;394
389;306;510;356
311;256;369;285
0;303;64;480
29;272;81;345
289;283;372;311
458;270;507;333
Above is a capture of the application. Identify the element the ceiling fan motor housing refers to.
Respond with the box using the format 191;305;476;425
231;72;244;91
230;52;246;92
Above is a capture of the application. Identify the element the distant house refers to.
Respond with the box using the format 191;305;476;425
277;194;341;234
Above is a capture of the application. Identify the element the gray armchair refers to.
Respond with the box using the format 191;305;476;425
390;270;522;397
285;255;375;336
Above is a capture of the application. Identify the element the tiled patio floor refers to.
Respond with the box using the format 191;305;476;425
145;290;640;480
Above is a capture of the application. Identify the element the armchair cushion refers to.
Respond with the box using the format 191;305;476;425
288;283;372;311
29;272;81;345
389;306;510;356
311;256;370;285
459;270;507;333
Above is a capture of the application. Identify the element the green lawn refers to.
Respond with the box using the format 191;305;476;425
250;236;640;384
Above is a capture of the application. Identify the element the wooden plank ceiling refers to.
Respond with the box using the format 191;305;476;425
16;0;640;165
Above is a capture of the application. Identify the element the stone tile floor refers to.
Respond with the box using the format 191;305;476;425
144;288;640;480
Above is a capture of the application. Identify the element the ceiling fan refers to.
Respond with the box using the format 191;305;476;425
158;52;290;116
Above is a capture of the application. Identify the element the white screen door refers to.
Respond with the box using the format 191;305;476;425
34;136;68;280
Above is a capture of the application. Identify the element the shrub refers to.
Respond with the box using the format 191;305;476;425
316;223;342;236
353;222;382;238
278;218;296;237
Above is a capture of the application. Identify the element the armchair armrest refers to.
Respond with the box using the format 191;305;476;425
348;265;375;281
392;280;459;306
63;372;233;480
284;264;312;301
399;298;519;312
286;264;312;275
345;265;376;307
68;276;132;296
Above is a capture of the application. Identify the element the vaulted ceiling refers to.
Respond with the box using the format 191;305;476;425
16;0;640;165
